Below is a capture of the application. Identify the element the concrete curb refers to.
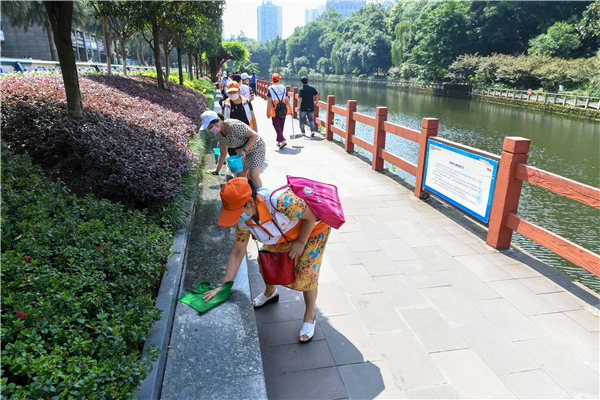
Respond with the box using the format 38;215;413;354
135;211;193;400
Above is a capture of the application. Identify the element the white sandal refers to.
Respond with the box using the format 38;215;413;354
253;289;279;309
299;316;316;343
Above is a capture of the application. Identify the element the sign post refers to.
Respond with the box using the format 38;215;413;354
423;137;500;223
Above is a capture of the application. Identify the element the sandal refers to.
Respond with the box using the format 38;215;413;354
299;316;316;344
253;289;279;309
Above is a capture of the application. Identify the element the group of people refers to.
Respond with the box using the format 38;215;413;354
199;73;327;343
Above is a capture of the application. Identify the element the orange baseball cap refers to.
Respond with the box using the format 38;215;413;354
272;73;280;82
226;81;240;93
218;178;252;226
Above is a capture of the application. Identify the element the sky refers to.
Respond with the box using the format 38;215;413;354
222;0;327;41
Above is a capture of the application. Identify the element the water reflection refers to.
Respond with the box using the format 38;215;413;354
284;79;600;292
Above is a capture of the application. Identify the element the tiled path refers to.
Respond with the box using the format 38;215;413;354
247;96;600;399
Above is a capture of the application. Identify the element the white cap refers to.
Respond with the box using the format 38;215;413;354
240;73;249;80
201;110;219;130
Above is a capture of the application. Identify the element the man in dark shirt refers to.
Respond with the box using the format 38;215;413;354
297;76;319;137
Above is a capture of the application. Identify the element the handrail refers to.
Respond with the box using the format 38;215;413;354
487;137;600;277
515;164;600;209
254;79;600;277
473;86;600;110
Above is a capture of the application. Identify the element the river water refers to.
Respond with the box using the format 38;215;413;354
282;79;600;292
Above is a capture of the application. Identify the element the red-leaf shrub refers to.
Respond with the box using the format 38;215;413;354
0;74;207;205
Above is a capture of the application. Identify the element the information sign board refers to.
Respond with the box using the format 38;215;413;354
423;137;499;223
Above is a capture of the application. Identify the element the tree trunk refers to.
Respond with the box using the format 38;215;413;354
100;16;111;75
188;51;193;80
44;20;57;61
43;1;83;118
161;43;171;90
136;40;141;66
151;18;164;89
113;38;120;64
120;36;127;75
196;54;200;79
177;45;183;85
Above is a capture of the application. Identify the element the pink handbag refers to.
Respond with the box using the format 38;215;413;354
272;175;345;229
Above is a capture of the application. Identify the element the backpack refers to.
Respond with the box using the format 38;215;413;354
272;89;287;117
270;175;346;229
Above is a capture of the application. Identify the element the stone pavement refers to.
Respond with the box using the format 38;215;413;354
247;95;600;399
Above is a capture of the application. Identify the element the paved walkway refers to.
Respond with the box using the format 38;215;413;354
247;96;600;399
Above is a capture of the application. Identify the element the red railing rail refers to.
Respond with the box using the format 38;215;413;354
309;94;437;199
252;85;600;276
487;137;600;276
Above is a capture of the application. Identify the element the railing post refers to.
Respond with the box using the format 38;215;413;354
486;137;531;249
372;107;388;170
345;100;357;153
292;87;298;119
414;118;438;199
326;95;335;141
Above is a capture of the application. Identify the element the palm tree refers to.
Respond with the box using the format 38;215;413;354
1;1;86;61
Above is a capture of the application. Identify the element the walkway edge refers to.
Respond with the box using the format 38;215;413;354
135;210;193;400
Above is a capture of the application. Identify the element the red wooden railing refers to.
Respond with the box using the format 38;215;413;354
254;80;600;276
487;137;600;276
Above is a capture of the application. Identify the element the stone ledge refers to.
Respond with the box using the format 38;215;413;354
135;219;193;400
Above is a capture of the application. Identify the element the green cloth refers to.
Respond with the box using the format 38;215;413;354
178;281;233;313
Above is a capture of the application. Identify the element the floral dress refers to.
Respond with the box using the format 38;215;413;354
235;189;331;291
216;119;265;170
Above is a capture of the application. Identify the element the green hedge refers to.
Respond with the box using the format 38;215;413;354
1;142;173;398
138;70;216;107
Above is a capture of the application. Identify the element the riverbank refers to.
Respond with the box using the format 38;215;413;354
279;75;600;121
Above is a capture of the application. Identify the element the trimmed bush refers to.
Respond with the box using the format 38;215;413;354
0;74;207;206
1;142;173;398
139;70;216;106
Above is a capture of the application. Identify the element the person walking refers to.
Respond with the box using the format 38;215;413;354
223;81;258;135
203;177;331;343
219;72;232;110
239;73;255;101
266;73;291;149
201;111;265;188
297;76;320;137
249;71;257;95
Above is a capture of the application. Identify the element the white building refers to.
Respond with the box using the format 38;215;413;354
305;5;327;25
257;0;282;43
325;0;365;20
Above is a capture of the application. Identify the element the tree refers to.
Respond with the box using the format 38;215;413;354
103;3;137;75
529;21;581;58
270;55;280;73
43;1;83;118
210;41;248;77
391;22;409;66
316;57;332;74
331;38;344;74
89;1;113;75
577;1;600;39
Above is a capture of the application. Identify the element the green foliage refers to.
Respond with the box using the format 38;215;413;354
270;55;281;73
1;142;173;397
445;53;600;94
529;22;582;58
298;66;309;77
316;57;332;74
577;1;600;39
140;69;215;107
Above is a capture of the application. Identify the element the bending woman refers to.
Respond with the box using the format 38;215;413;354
202;178;331;343
201;110;265;188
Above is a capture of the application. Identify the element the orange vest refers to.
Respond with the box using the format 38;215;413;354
268;84;291;118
